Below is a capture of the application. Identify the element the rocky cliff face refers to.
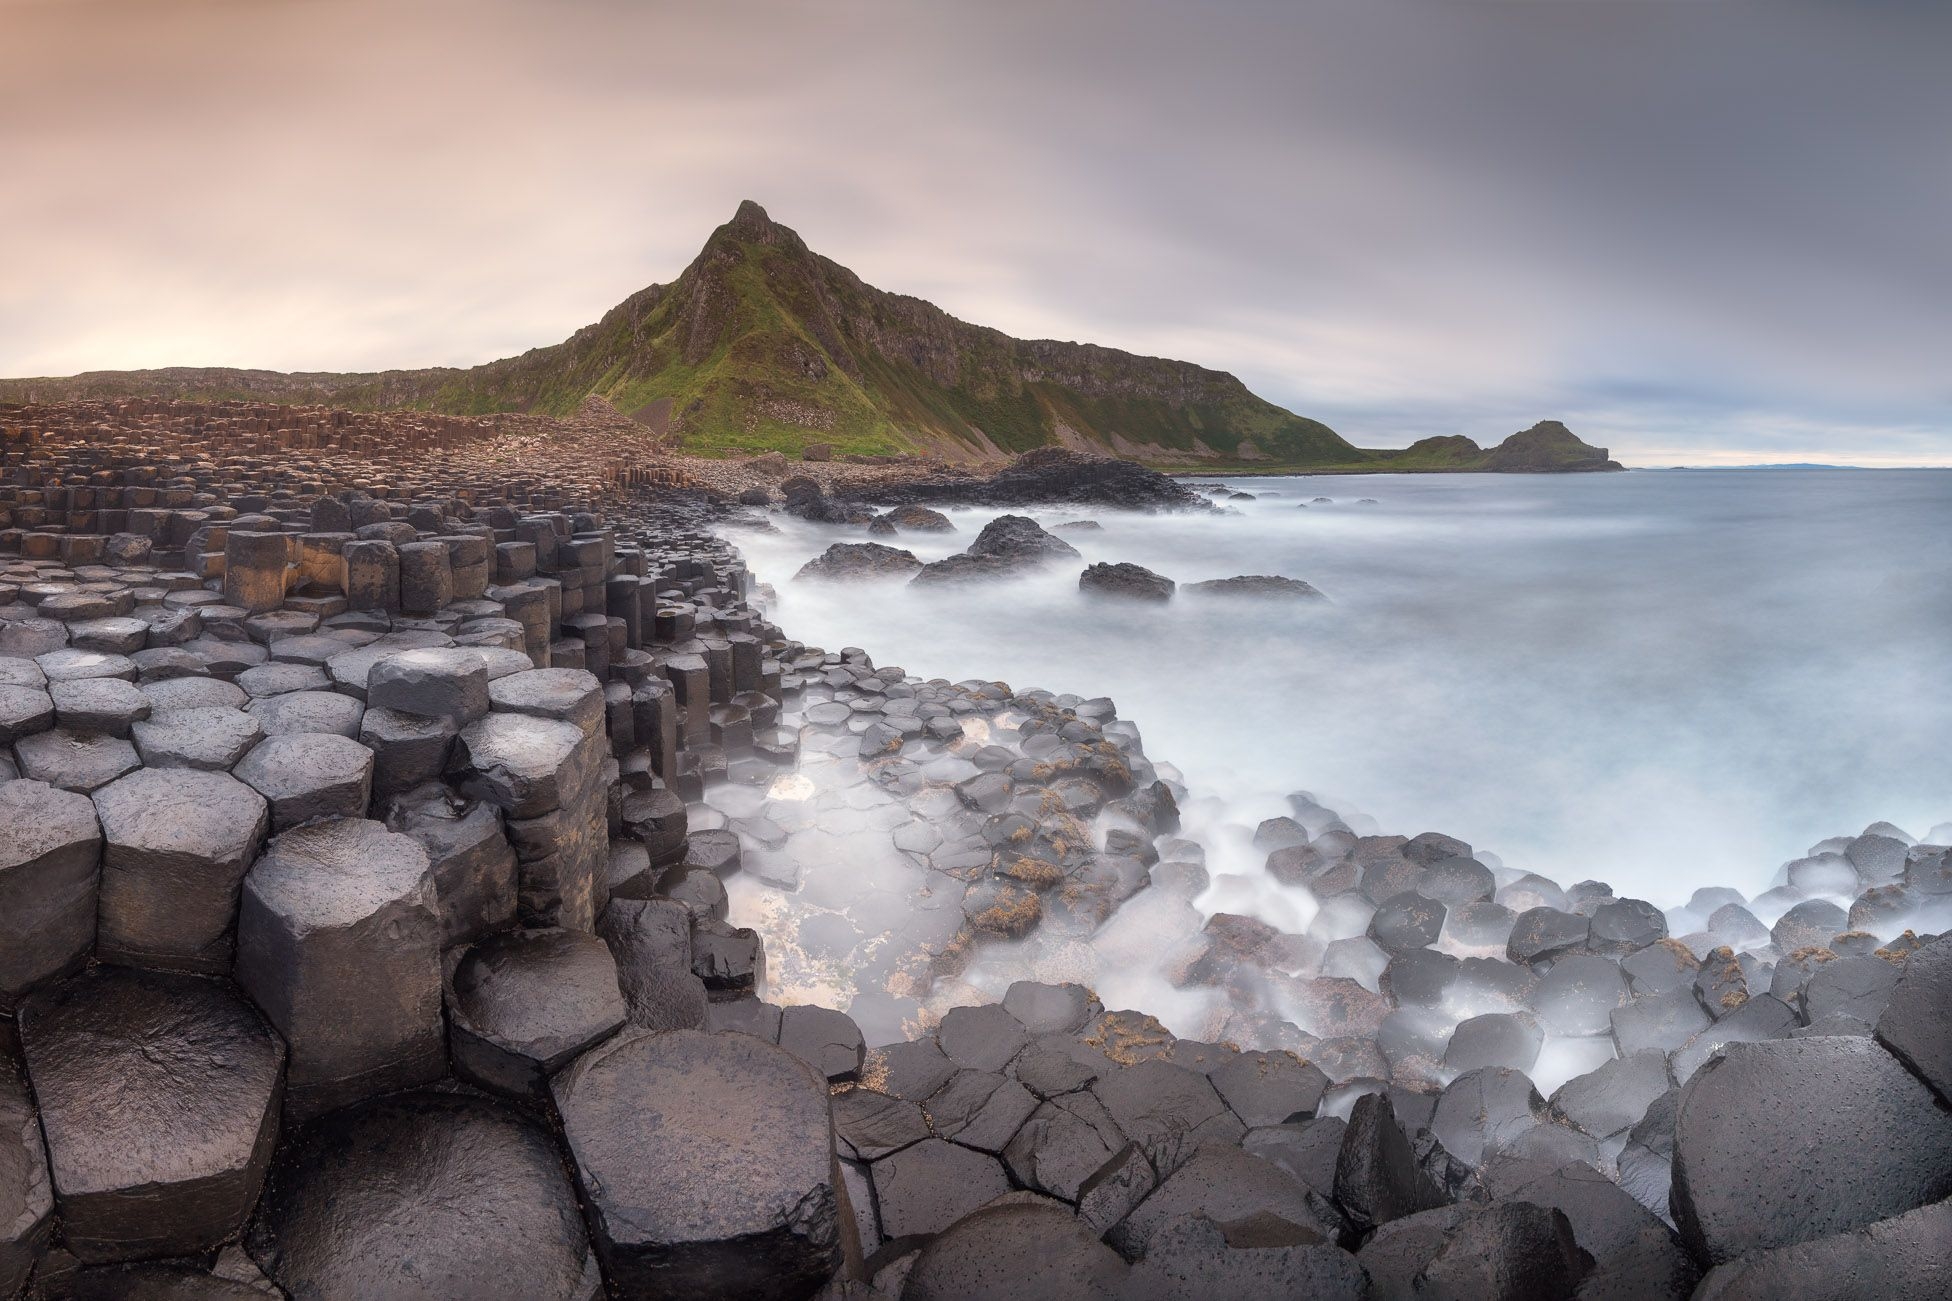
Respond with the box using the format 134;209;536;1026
0;201;1357;467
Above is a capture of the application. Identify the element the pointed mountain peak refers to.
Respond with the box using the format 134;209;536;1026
702;199;799;257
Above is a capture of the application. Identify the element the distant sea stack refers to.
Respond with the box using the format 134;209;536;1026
1481;420;1624;472
1384;421;1624;473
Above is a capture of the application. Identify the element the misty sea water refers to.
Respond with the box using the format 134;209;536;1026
727;469;1952;904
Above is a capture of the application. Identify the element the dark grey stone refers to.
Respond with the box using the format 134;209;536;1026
1690;1197;1952;1301
449;927;626;1099
1671;1035;1952;1264
598;896;708;1033
1333;1093;1447;1231
231;732;374;831
247;1091;598;1300
550;1028;840;1298
0;779;100;1012
18;967;283;1263
902;1203;1127;1301
1875;936;1952;1104
234;817;444;1122
92;767;268;972
1105;1145;1345;1261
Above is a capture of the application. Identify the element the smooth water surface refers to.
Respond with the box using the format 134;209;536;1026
728;470;1951;903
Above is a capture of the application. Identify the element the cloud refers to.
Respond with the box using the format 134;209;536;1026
1;0;1946;462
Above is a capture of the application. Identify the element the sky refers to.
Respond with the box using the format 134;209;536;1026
2;0;1948;465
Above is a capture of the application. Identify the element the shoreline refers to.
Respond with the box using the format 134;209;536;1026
0;398;1944;1298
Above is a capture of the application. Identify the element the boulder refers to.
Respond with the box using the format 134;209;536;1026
1182;574;1325;600
966;514;1081;563
880;505;956;533
1671;1035;1952;1264
1079;562;1175;602
792;542;922;583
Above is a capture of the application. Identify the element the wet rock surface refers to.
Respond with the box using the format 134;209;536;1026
17;967;283;1264
247;1091;598;1300
551;1028;840;1298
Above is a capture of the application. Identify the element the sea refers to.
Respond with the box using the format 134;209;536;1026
725;469;1952;914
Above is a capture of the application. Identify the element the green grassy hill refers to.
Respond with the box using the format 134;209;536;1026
0;201;1363;465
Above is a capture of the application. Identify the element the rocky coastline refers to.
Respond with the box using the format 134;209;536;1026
0;399;1947;1300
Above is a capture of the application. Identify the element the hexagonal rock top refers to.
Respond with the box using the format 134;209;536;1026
232;733;375;832
0;778;102;1012
234;818;444;1122
1672;1035;1952;1265
91;768;269;973
488;668;606;736
448;928;627;1099
449;712;596;817
131;705;263;771
365;648;491;728
16;966;285;1263
247;1091;599;1299
550;1028;840;1298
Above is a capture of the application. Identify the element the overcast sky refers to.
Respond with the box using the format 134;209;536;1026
3;0;1947;464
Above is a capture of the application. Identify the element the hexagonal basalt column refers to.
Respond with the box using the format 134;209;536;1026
1;1052;53;1294
447;927;627;1099
234;818;445;1123
92;768;269;973
246;1092;599;1299
17;966;284;1263
551;1028;841;1299
0;779;102;1012
222;531;292;613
